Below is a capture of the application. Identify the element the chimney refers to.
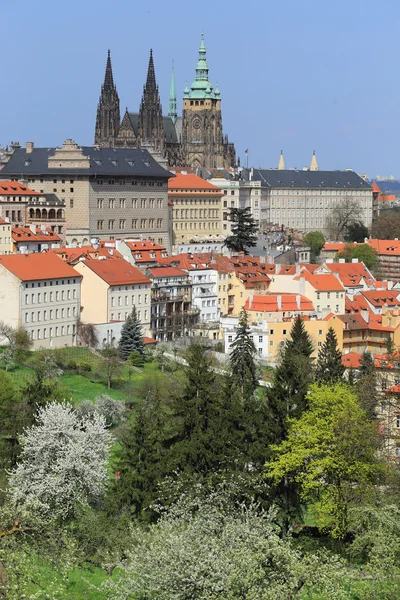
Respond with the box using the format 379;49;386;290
26;142;34;153
338;258;346;264
260;255;265;264
351;258;359;263
29;224;36;234
277;295;282;310
299;276;305;296
296;294;301;310
276;264;281;274
361;309;369;324
295;264;300;275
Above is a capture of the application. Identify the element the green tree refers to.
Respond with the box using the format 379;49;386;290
315;327;345;386
268;384;381;538
101;345;122;389
223;207;258;254
118;306;144;360
303;231;325;257
337;243;378;269
229;307;258;397
344;221;369;243
357;351;378;420
326;198;363;241
371;210;400;240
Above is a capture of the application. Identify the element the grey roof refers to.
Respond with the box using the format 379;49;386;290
0;146;172;178
251;169;372;190
127;112;180;144
28;193;65;206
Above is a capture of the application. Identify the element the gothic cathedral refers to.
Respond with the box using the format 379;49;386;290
94;35;235;170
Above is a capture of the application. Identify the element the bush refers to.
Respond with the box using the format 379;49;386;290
66;360;77;371
78;361;92;372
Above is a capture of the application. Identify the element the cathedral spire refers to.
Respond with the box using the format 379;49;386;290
168;60;178;124
310;150;319;171
138;49;165;152
278;150;285;170
94;49;120;146
104;49;114;89
145;49;157;91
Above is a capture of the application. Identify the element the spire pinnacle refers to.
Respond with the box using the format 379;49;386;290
145;48;156;91
278;150;285;170
168;60;177;124
310;150;319;171
104;48;114;89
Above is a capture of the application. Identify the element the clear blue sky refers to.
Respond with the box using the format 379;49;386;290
2;0;399;177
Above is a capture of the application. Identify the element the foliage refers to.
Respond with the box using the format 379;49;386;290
77;320;99;348
128;349;145;368
356;351;378;420
8;401;113;519
229;307;258;397
268;384;382;538
75;394;126;427
303;231;325;256
0;322;32;367
315;327;345;385
344;221;369;243
337;243;378;269
101;345;123;389
118;306;144;360
326;198;363;241
104;491;349;600
371;210;400;240
223;206;258;254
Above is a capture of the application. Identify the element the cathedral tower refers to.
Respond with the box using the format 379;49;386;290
181;34;235;169
94;50;121;147
138;50;165;154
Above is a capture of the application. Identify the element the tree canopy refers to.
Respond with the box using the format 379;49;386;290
315;327;345;386
118;306;144;360
371;210;400;240
223;207;258;254
229;307;258;397
303;231;325;257
336;243;378;269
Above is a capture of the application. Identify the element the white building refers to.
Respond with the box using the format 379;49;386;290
191;267;220;323
0;253;81;349
220;316;269;358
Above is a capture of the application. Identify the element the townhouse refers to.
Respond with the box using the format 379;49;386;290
0;253;81;349
0;218;12;255
12;226;62;253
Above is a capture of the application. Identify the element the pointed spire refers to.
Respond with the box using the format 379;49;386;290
104;49;114;89
310;150;319;171
145;49;157;91
168;60;177;124
278;150;285;170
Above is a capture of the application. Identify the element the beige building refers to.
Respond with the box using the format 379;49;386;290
0;217;11;254
0;140;172;250
0;253;81;349
169;172;223;245
74;257;152;339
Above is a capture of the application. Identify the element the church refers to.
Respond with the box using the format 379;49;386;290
94;35;235;170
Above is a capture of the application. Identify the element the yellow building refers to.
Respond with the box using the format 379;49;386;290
169;172;223;245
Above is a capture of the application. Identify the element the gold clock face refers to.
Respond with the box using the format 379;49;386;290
193;117;201;129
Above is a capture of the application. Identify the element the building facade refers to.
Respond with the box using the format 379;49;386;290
0;253;81;349
94;36;235;169
0;140;172;249
0;217;11;254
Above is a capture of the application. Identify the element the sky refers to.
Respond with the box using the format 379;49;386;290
1;0;399;178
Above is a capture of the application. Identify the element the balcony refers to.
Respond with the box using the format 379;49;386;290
152;292;187;303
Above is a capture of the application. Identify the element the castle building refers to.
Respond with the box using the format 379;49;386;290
94;35;235;170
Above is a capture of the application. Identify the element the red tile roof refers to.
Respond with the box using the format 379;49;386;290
342;353;362;369
124;241;167;251
371;182;381;194
325;262;373;287
168;173;222;192
81;258;151;286
147;267;188;278
0;218;10;225
295;270;345;291
367;239;400;256
48;246;124;264
0;181;41;196
361;290;400;308
323;242;350;253
245;293;314;312
0;252;80;281
12;226;61;244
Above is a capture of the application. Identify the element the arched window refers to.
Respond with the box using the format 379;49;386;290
35;208;41;218
42;209;47;219
49;209;56;219
56;209;62;219
29;208;34;218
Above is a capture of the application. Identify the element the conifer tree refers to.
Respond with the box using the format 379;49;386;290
230;307;258;397
118;306;144;360
357;351;377;420
223;207;258;254
315;327;345;386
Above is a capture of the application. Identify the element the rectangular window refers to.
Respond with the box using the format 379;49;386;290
132;219;138;229
70;199;73;208
97;198;103;209
259;336;263;343
119;219;126;229
396;416;400;429
109;219;115;229
97;220;104;230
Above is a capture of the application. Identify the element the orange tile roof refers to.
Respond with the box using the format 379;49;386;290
0;252;80;281
168;173;222;193
0;181;41;196
367;239;400;256
342;353;362;369
371;182;381;194
125;241;167;251
12;226;61;243
147;267;188;278
325;261;372;285
82;258;151;286
144;336;157;345
0;218;10;225
295;270;345;291
323;242;350;252
361;290;400;308
385;384;400;393
245;293;314;312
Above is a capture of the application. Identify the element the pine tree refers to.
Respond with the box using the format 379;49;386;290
223;207;258;254
118;306;144;360
315;327;345;386
357;351;377;420
230;307;258;398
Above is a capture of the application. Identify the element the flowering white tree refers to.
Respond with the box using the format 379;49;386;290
8;402;113;519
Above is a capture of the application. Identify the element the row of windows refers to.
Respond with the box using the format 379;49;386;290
316;292;343;300
97;198;164;210
25;306;77;322
111;294;148;307
174;222;219;230
174;209;219;219
270;198;371;208
97;218;164;231
110;310;148;321
0;237;11;244
22;178;74;184
30;324;75;340
272;190;369;196
172;198;220;205
25;289;77;304
96;179;164;187
24;279;77;288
